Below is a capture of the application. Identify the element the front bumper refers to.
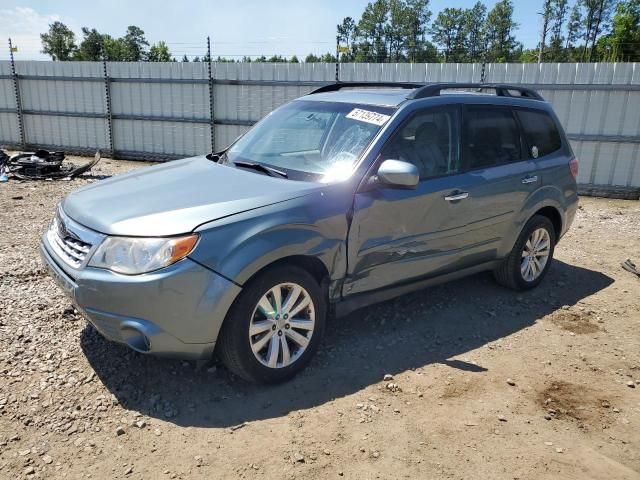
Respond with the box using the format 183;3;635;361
40;238;242;360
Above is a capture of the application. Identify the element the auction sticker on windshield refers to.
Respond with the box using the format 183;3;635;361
346;108;391;126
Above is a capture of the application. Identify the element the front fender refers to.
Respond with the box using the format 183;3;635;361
189;190;352;295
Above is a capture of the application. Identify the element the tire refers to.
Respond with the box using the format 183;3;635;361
494;214;556;291
216;264;326;383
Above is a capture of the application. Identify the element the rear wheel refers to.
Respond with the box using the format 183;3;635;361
216;265;326;383
494;215;556;290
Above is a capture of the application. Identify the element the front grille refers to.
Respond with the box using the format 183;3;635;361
46;215;93;269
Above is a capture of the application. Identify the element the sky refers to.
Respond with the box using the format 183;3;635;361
0;0;543;61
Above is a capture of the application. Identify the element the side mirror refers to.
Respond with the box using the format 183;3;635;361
376;159;419;189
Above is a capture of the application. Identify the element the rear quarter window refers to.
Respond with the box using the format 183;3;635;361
516;109;562;158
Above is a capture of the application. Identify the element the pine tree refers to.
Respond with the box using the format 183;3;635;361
463;2;487;62
538;0;553;62
430;8;466;62
485;0;521;62
549;0;569;61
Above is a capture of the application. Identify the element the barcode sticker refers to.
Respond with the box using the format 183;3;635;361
346;108;391;126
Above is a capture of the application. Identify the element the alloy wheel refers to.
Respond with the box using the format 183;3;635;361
521;227;551;282
249;282;315;369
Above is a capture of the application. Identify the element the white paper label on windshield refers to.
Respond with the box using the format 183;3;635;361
346;108;391;126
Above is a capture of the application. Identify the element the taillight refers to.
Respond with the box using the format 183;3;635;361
569;157;578;179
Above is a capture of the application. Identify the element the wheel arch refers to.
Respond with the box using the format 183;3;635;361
500;192;565;259
532;205;562;240
243;255;331;290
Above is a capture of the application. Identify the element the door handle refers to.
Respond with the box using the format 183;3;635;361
521;175;538;184
444;191;469;201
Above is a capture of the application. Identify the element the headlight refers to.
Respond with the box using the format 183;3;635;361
88;234;199;275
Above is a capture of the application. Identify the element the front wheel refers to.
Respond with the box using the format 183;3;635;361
216;265;326;383
494;215;556;290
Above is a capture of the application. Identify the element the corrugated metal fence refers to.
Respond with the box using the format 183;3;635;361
1;61;639;195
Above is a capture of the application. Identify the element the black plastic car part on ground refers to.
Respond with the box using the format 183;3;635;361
0;150;102;181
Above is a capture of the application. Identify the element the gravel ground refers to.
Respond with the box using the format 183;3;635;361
0;155;639;480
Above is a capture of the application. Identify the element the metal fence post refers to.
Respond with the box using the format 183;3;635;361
8;38;26;150
335;36;340;82
102;58;114;157
207;36;215;153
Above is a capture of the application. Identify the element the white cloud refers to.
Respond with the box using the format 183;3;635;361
0;7;63;60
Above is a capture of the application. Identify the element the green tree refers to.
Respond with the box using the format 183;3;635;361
463;2;487;62
338;0;435;63
192;56;201;62
414;40;441;61
485;0;521;62
320;52;338;62
404;0;432;62
289;55;300;63
386;0;410;61
357;0;389;62
538;0;553;62
74;28;104;60
148;41;172;61
181;54;189;62
519;48;540;62
566;4;584;46
430;8;466;62
337;16;357;60
564;2;584;61
121;25;149;61
548;0;570;61
40;21;77;61
580;0;616;61
597;0;640;61
102;36;127;61
305;53;320;62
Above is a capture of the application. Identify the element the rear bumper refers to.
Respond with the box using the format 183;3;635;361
40;239;241;360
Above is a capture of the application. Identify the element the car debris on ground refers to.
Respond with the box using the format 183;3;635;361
0;149;101;181
622;259;640;278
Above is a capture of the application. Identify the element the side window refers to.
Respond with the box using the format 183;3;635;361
464;106;522;169
516;109;562;158
381;107;460;180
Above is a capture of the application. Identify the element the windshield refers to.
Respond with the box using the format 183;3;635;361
225;100;395;181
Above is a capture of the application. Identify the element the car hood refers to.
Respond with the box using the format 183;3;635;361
62;156;320;236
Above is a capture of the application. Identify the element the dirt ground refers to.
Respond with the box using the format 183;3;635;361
1;155;639;480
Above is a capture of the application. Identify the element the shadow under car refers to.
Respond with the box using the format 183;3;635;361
80;260;613;428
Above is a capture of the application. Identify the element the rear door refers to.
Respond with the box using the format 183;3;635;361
514;107;572;188
456;105;540;250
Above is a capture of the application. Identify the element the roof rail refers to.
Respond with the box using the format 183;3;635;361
407;83;544;101
310;81;544;101
310;82;424;95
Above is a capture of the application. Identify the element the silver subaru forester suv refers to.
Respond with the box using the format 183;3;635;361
41;82;579;383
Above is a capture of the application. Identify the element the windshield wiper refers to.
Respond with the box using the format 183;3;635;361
233;161;288;178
